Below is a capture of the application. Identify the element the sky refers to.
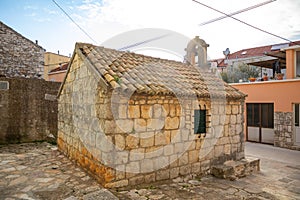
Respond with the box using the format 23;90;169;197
0;0;300;60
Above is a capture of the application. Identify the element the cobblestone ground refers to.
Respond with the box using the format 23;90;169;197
0;142;117;200
113;169;299;200
0;142;299;200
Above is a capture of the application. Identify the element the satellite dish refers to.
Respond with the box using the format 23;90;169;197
223;48;230;58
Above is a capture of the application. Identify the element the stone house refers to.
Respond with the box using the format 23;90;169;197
0;21;44;78
58;42;247;188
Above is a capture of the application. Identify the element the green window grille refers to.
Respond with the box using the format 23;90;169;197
194;109;206;134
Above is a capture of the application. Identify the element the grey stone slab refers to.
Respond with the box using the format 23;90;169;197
287;173;300;181
83;190;118;200
278;177;293;183
288;186;300;195
243;186;263;194
64;196;78;200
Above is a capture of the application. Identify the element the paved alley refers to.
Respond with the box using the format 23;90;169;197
0;142;299;200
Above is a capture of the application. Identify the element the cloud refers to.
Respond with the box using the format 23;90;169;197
290;31;300;41
34;18;51;22
43;8;58;15
24;5;38;10
25;12;37;17
23;5;56;23
68;0;300;58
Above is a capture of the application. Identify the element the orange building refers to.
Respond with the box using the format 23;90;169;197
44;52;70;81
48;63;68;82
230;42;300;150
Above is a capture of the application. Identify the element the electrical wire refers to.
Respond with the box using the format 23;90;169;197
118;34;170;51
192;0;292;43
52;0;98;44
199;0;276;26
53;0;169;52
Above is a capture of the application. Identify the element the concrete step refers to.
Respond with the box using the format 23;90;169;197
211;157;260;181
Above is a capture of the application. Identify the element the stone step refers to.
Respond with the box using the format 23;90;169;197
211;157;260;181
290;146;300;151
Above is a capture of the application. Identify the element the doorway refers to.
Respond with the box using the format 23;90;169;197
246;103;274;144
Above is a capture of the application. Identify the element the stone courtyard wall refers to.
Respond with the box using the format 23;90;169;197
274;112;299;150
58;54;245;188
0;21;44;78
0;77;60;144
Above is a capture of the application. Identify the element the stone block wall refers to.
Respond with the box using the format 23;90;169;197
274;112;297;149
0;77;60;144
0;21;44;78
58;55;245;188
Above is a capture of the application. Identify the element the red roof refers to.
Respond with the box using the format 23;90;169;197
216;40;300;67
49;63;68;73
209;58;227;67
227;45;272;59
218;59;227;67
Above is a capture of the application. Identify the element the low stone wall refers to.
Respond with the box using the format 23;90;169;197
274;112;293;148
0;77;60;144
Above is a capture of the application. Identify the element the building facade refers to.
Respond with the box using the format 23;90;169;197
44;52;70;81
47;62;68;82
0;21;44;78
230;42;300;150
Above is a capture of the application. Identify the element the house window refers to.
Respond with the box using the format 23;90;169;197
0;81;9;90
296;51;300;77
194;109;206;134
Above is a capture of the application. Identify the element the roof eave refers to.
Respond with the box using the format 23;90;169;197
281;45;300;51
57;43;110;98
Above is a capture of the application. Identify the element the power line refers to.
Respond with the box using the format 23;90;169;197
118;34;170;51
52;0;98;44
192;0;292;43
199;0;276;26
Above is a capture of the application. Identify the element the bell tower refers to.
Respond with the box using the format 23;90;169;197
184;36;209;67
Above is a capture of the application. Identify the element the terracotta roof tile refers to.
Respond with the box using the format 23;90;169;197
77;43;245;99
49;63;69;73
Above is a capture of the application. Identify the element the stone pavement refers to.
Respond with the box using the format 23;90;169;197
0;142;299;200
0;142;117;200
